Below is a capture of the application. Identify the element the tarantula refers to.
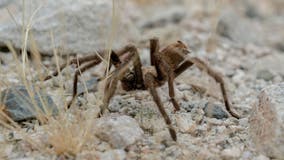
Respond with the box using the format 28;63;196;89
44;38;240;141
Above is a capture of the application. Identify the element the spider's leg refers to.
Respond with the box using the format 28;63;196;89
149;38;180;111
44;54;102;81
186;57;240;119
44;61;70;81
100;75;119;114
101;46;144;114
150;38;164;81
160;60;181;111
173;60;194;77
150;37;159;66
67;59;102;108
116;45;144;88
167;70;180;111
104;50;122;76
144;72;177;141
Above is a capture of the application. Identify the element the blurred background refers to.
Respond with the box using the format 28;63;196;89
0;0;283;56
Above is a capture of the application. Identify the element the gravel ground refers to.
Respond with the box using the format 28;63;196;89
0;0;283;159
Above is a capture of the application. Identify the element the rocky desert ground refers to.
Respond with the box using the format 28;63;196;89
0;0;283;160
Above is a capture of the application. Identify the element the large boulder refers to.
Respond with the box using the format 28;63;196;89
0;0;140;56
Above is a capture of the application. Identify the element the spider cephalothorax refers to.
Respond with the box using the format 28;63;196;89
44;37;240;141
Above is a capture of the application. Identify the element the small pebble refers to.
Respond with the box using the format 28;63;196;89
175;113;195;133
221;147;241;160
252;155;270;160
203;102;228;119
99;149;126;160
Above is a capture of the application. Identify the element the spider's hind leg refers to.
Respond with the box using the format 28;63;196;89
44;54;102;81
186;57;240;119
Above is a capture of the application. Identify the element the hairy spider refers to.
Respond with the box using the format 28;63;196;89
44;38;240;141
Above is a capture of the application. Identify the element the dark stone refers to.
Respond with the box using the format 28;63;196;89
203;102;228;119
275;43;284;53
245;5;261;19
0;85;58;121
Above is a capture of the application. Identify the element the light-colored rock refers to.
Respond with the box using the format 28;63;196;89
256;69;274;81
139;6;186;29
0;0;140;56
0;133;4;143
135;106;166;133
217;9;265;45
249;82;284;158
216;126;226;133
253;53;284;78
99;149;126;160
239;117;249;127
221;147;241;160
252;155;270;160
163;145;182;160
0;0;14;8
241;151;253;160
175;113;196;134
94;114;143;149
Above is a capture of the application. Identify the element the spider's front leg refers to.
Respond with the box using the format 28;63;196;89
144;72;177;141
150;38;180;111
100;45;144;114
159;60;181;112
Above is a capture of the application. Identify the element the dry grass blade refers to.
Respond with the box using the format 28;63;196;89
105;0;120;77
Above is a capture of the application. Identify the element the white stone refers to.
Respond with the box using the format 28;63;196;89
253;54;284;78
252;155;270;160
94;114;143;149
175;113;196;133
0;134;5;142
216;126;226;133
221;147;241;160
239;117;248;127
99;149;126;160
